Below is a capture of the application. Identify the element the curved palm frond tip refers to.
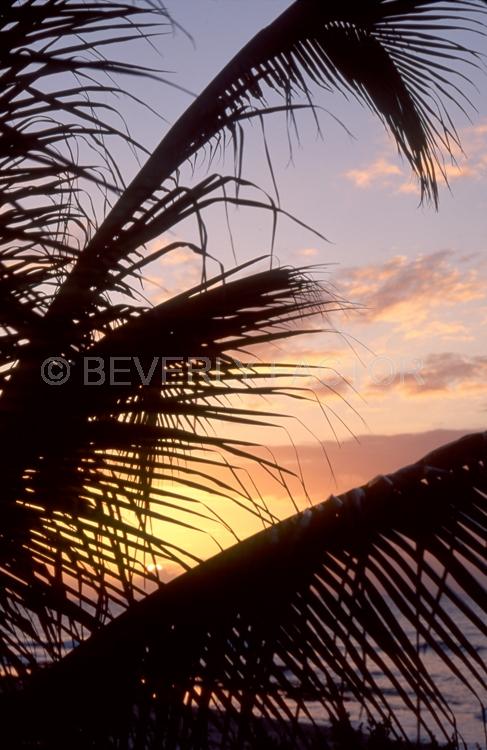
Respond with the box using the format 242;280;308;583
2;431;485;748
47;0;487;324
0;0;485;716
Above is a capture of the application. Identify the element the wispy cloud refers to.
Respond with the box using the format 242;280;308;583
398;163;477;194
369;352;487;397
144;245;204;303
345;120;487;193
403;320;472;341
334;250;485;338
345;158;402;188
295;247;319;258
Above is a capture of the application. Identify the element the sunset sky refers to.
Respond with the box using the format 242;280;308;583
108;1;487;567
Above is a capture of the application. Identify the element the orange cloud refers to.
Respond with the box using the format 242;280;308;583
398;181;420;195
313;374;353;400
346;121;487;193
146;246;203;303
334;251;485;337
345;158;402;188
403;320;472;341
296;247;319;258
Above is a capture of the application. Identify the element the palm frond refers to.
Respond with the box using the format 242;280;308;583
48;0;487;325
1;0;485;701
0;0;170;317
0;262;340;673
2;431;485;748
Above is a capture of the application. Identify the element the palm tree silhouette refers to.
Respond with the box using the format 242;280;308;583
0;1;485;747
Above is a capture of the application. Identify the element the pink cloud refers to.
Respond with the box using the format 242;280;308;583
334;250;485;336
345;158;402;188
368;352;487;397
346;121;487;193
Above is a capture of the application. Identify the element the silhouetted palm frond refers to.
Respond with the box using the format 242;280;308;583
0;0;172;304
3;432;485;748
47;0;487;325
0;0;485;700
0;256;339;673
0;0;178;674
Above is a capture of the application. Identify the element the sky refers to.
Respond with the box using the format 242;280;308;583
100;1;487;567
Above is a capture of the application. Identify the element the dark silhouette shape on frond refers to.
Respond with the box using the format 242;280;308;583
2;432;485;748
0;5;485;747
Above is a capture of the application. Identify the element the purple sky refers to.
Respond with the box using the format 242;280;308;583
121;1;487;440
97;1;487;560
